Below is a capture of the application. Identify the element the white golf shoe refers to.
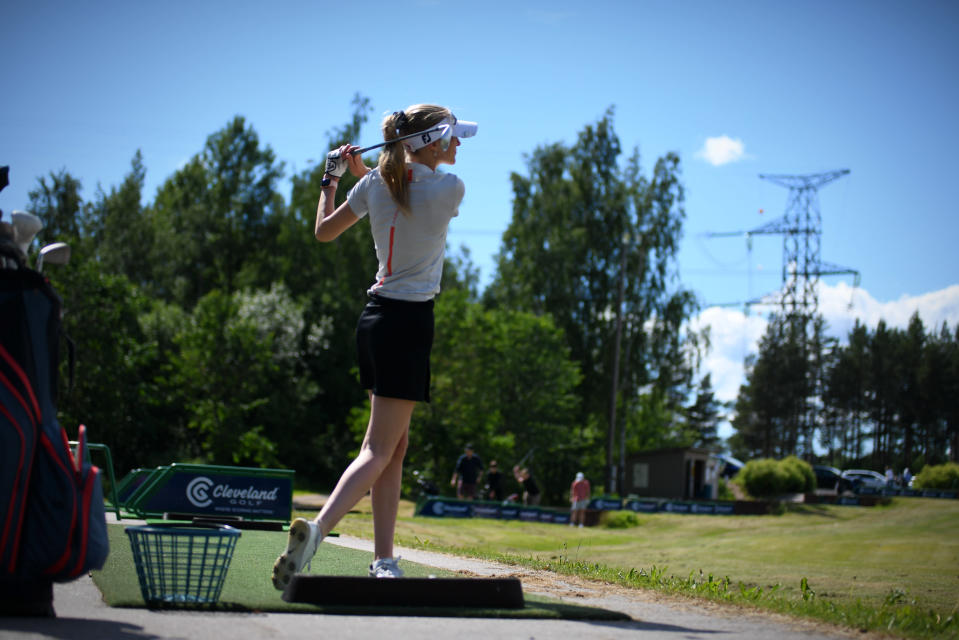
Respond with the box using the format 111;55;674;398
369;556;404;578
272;518;322;590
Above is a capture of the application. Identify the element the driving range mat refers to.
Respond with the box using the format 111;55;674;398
283;574;524;608
91;523;628;620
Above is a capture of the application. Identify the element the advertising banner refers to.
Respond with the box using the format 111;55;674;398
472;503;501;519
625;500;660;513
129;464;294;521
588;497;623;510
418;498;473;518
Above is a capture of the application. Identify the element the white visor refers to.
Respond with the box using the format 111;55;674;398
403;115;478;151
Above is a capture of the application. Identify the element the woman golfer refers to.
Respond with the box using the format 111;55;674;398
273;104;477;586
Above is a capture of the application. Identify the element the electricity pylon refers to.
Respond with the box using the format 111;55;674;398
758;170;855;321
703;170;859;457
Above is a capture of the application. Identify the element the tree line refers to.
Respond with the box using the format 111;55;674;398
18;96;718;503
730;312;959;471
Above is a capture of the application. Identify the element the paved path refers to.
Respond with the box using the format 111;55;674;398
0;528;855;640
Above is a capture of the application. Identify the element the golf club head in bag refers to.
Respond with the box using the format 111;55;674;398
11;211;43;256
37;242;71;272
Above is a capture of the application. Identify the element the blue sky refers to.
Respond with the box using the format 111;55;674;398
4;0;958;418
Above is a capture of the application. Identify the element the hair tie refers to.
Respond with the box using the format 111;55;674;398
393;110;408;134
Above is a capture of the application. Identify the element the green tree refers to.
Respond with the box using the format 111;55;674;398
150;116;285;306
86;151;154;285
730;313;810;459
896;313;926;467
46;262;175;474
866;320;900;468
27;169;83;248
170;284;330;467
485;107;698;489
683;374;724;448
821;321;869;464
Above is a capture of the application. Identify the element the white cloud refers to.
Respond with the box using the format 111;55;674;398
689;306;766;403
821;282;959;339
695;135;748;166
691;282;959;439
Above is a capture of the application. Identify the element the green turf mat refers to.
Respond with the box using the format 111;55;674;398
91;524;628;620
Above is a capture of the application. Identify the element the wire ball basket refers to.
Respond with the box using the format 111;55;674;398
125;523;241;605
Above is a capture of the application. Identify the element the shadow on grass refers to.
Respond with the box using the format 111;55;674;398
587;618;724;634
783;504;843;518
108;597;630;621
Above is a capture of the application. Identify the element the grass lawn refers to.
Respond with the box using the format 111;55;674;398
317;496;959;619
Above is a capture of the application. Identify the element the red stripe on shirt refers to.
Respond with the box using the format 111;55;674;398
386;226;395;276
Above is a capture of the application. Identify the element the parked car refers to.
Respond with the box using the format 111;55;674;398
813;465;844;493
841;469;887;492
713;453;744;479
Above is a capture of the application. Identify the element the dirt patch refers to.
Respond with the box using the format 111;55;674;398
454;566;878;639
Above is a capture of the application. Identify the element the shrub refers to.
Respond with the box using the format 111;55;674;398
717;478;735;501
739;457;815;498
913;462;959;490
602;510;640;529
782;456;816;493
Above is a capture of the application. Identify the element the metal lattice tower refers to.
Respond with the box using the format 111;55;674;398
701;169;859;456
757;169;851;322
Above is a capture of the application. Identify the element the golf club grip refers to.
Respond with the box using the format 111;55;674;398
320;126;443;185
321;145;380;186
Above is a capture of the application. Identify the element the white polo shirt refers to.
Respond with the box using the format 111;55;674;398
347;163;464;302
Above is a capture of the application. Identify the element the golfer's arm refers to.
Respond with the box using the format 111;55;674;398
315;183;359;242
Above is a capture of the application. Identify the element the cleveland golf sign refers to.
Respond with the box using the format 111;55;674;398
122;464;294;522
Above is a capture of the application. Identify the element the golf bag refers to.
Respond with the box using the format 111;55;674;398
0;266;109;582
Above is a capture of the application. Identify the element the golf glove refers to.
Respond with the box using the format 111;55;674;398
324;150;348;179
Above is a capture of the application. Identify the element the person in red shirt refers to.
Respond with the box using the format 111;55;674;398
569;472;591;528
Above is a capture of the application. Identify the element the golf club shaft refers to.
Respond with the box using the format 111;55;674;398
320;126;444;186
353;125;444;156
515;448;535;469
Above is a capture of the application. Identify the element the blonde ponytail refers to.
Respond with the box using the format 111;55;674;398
376;104;451;214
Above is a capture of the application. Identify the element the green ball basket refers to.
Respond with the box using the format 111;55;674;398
125;523;241;605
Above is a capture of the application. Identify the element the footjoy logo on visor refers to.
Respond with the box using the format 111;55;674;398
186;476;281;508
403;114;478;152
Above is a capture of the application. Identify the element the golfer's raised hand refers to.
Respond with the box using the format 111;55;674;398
326;144;368;179
324;148;349;180
341;144;368;178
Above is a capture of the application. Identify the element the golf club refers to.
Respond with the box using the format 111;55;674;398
514;448;536;469
11;210;43;255
320;125;447;186
37;242;71;272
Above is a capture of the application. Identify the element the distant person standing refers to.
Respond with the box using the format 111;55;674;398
485;460;505;501
451;443;483;499
569;472;591;528
513;465;541;506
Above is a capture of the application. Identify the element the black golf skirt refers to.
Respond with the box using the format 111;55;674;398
355;293;434;402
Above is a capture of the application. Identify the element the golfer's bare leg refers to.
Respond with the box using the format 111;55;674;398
372;426;409;560
314;395;415;538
